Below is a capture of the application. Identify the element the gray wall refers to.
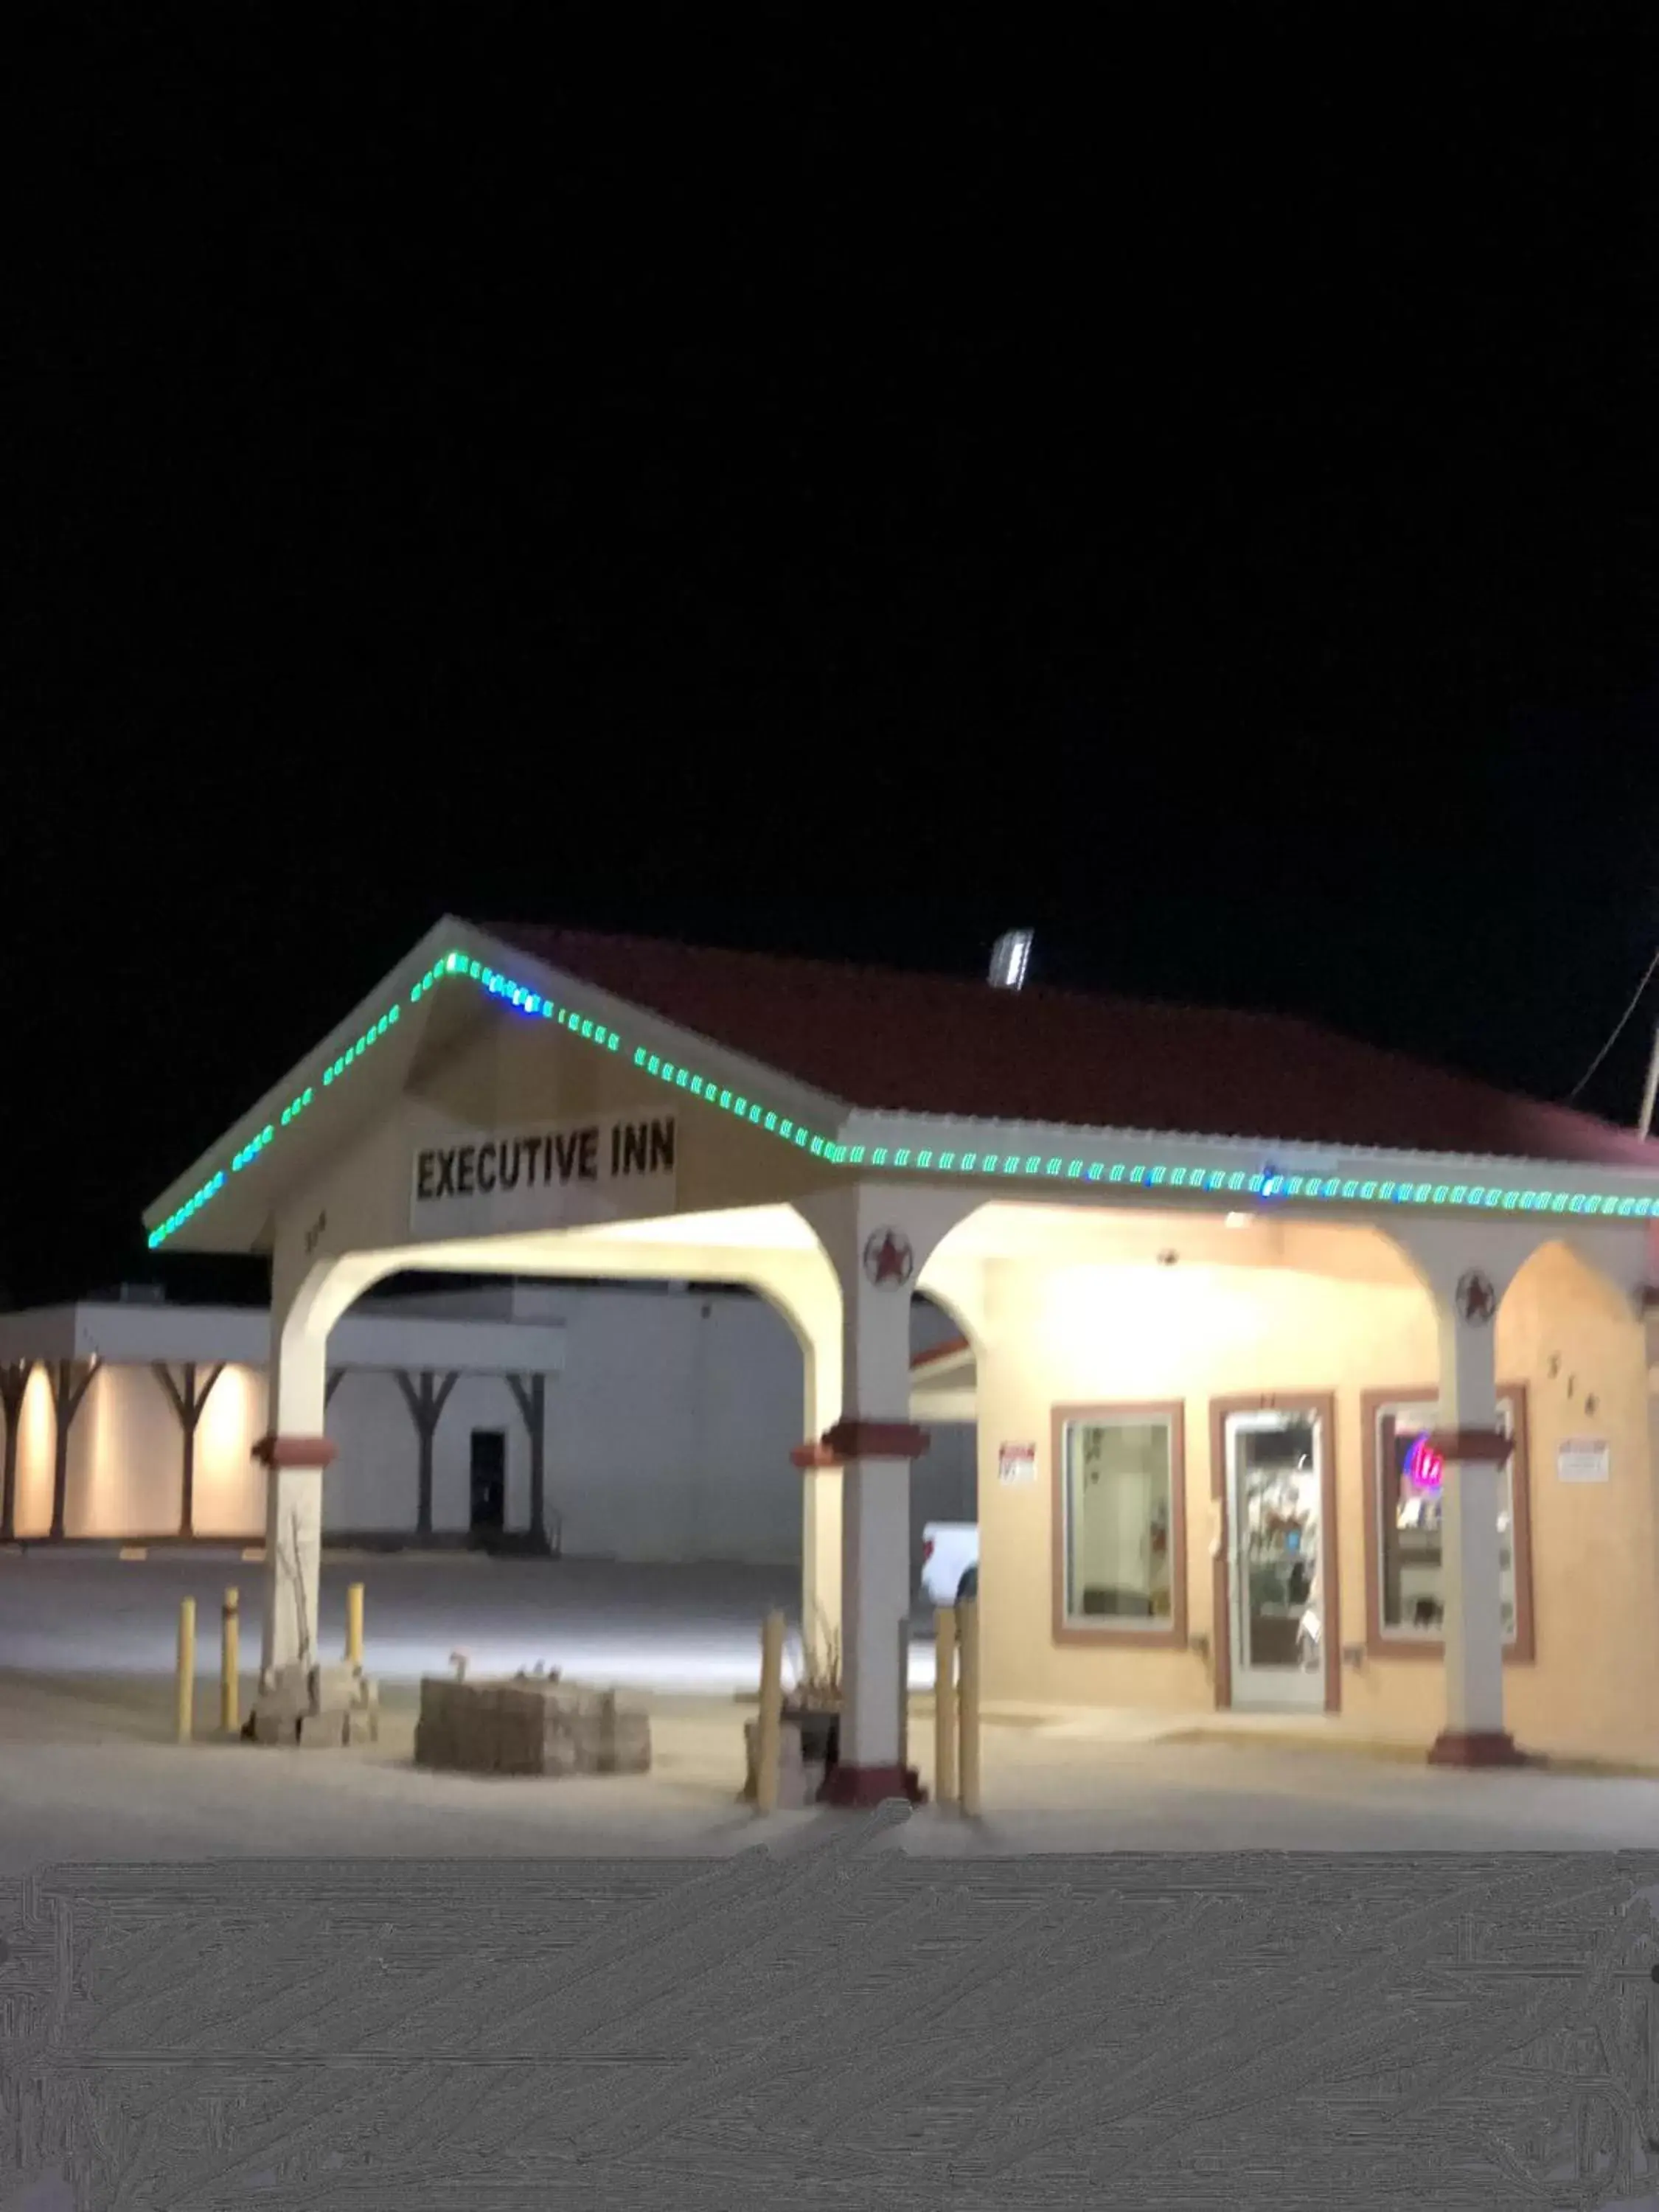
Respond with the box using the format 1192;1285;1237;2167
542;1287;803;1565
324;1284;978;1576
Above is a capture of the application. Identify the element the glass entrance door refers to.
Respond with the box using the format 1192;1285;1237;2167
1225;1408;1326;1711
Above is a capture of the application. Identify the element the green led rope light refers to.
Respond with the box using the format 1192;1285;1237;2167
147;944;1659;1248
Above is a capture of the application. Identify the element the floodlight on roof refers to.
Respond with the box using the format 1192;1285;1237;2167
988;929;1033;991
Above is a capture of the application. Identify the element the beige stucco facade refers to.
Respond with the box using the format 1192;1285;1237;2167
960;1219;1659;1764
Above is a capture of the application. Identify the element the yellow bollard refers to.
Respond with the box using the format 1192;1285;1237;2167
220;1587;240;1735
175;1596;196;1745
755;1609;785;1815
957;1595;981;1818
933;1604;959;1805
346;1581;364;1667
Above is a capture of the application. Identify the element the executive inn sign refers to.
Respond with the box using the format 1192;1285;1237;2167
409;1113;678;1235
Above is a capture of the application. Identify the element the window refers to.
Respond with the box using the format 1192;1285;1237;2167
1053;1403;1186;1644
1362;1385;1533;1660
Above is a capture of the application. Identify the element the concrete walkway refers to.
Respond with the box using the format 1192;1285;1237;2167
2;1668;1658;1871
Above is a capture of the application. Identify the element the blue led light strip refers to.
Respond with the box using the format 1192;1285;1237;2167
147;945;1659;1248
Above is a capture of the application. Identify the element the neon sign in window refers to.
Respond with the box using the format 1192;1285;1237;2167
1401;1434;1444;1492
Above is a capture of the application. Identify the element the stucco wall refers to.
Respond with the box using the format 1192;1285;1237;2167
538;1287;800;1563
14;1365;56;1535
973;1228;1659;1763
1493;1242;1658;1762
293;1012;840;1266
13;1362;268;1539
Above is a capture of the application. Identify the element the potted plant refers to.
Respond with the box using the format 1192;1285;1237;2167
782;1606;841;1771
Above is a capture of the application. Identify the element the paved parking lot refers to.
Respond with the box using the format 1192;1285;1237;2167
3;1551;1659;1868
0;1547;936;1692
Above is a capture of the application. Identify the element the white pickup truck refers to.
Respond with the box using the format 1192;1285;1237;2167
919;1521;979;1607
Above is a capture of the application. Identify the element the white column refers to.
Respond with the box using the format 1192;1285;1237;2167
798;1184;933;1806
1392;1220;1537;1767
1430;1288;1513;1758
255;1259;335;1677
796;1321;844;1682
837;1460;911;1767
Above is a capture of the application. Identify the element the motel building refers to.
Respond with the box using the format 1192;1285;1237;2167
139;917;1659;1802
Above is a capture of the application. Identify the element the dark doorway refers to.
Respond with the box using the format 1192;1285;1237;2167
469;1429;507;1545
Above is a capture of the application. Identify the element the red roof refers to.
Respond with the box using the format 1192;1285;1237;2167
492;923;1659;1170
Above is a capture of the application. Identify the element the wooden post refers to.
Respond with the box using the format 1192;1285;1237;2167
176;1597;196;1745
346;1581;364;1666
755;1610;785;1815
394;1369;459;1538
48;1358;100;1540
220;1587;239;1734
505;1373;551;1548
933;1604;959;1804
958;1596;981;1818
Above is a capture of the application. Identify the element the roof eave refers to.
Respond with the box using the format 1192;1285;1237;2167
842;1107;1659;1212
142;914;471;1249
142;916;857;1258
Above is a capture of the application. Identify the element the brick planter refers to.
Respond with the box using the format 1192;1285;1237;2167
413;1674;651;1777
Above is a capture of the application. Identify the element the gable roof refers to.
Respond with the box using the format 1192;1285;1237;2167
493;923;1658;1170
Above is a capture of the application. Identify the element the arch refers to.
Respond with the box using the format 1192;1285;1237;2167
1500;1230;1649;1326
911;1271;987;1366
911;1196;996;1363
1272;1214;1434;1294
745;1232;846;1680
740;1241;844;1439
282;1248;408;1352
271;1249;411;1437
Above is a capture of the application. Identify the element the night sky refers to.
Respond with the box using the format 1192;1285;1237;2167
5;7;1658;1306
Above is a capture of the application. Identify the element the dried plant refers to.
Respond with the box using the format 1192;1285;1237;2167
785;1602;841;1707
274;1507;313;1674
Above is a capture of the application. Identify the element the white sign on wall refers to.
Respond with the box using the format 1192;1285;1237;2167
409;1113;677;1236
998;1441;1037;1486
1557;1436;1610;1485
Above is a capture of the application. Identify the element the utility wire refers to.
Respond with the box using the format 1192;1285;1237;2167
1565;942;1659;1102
